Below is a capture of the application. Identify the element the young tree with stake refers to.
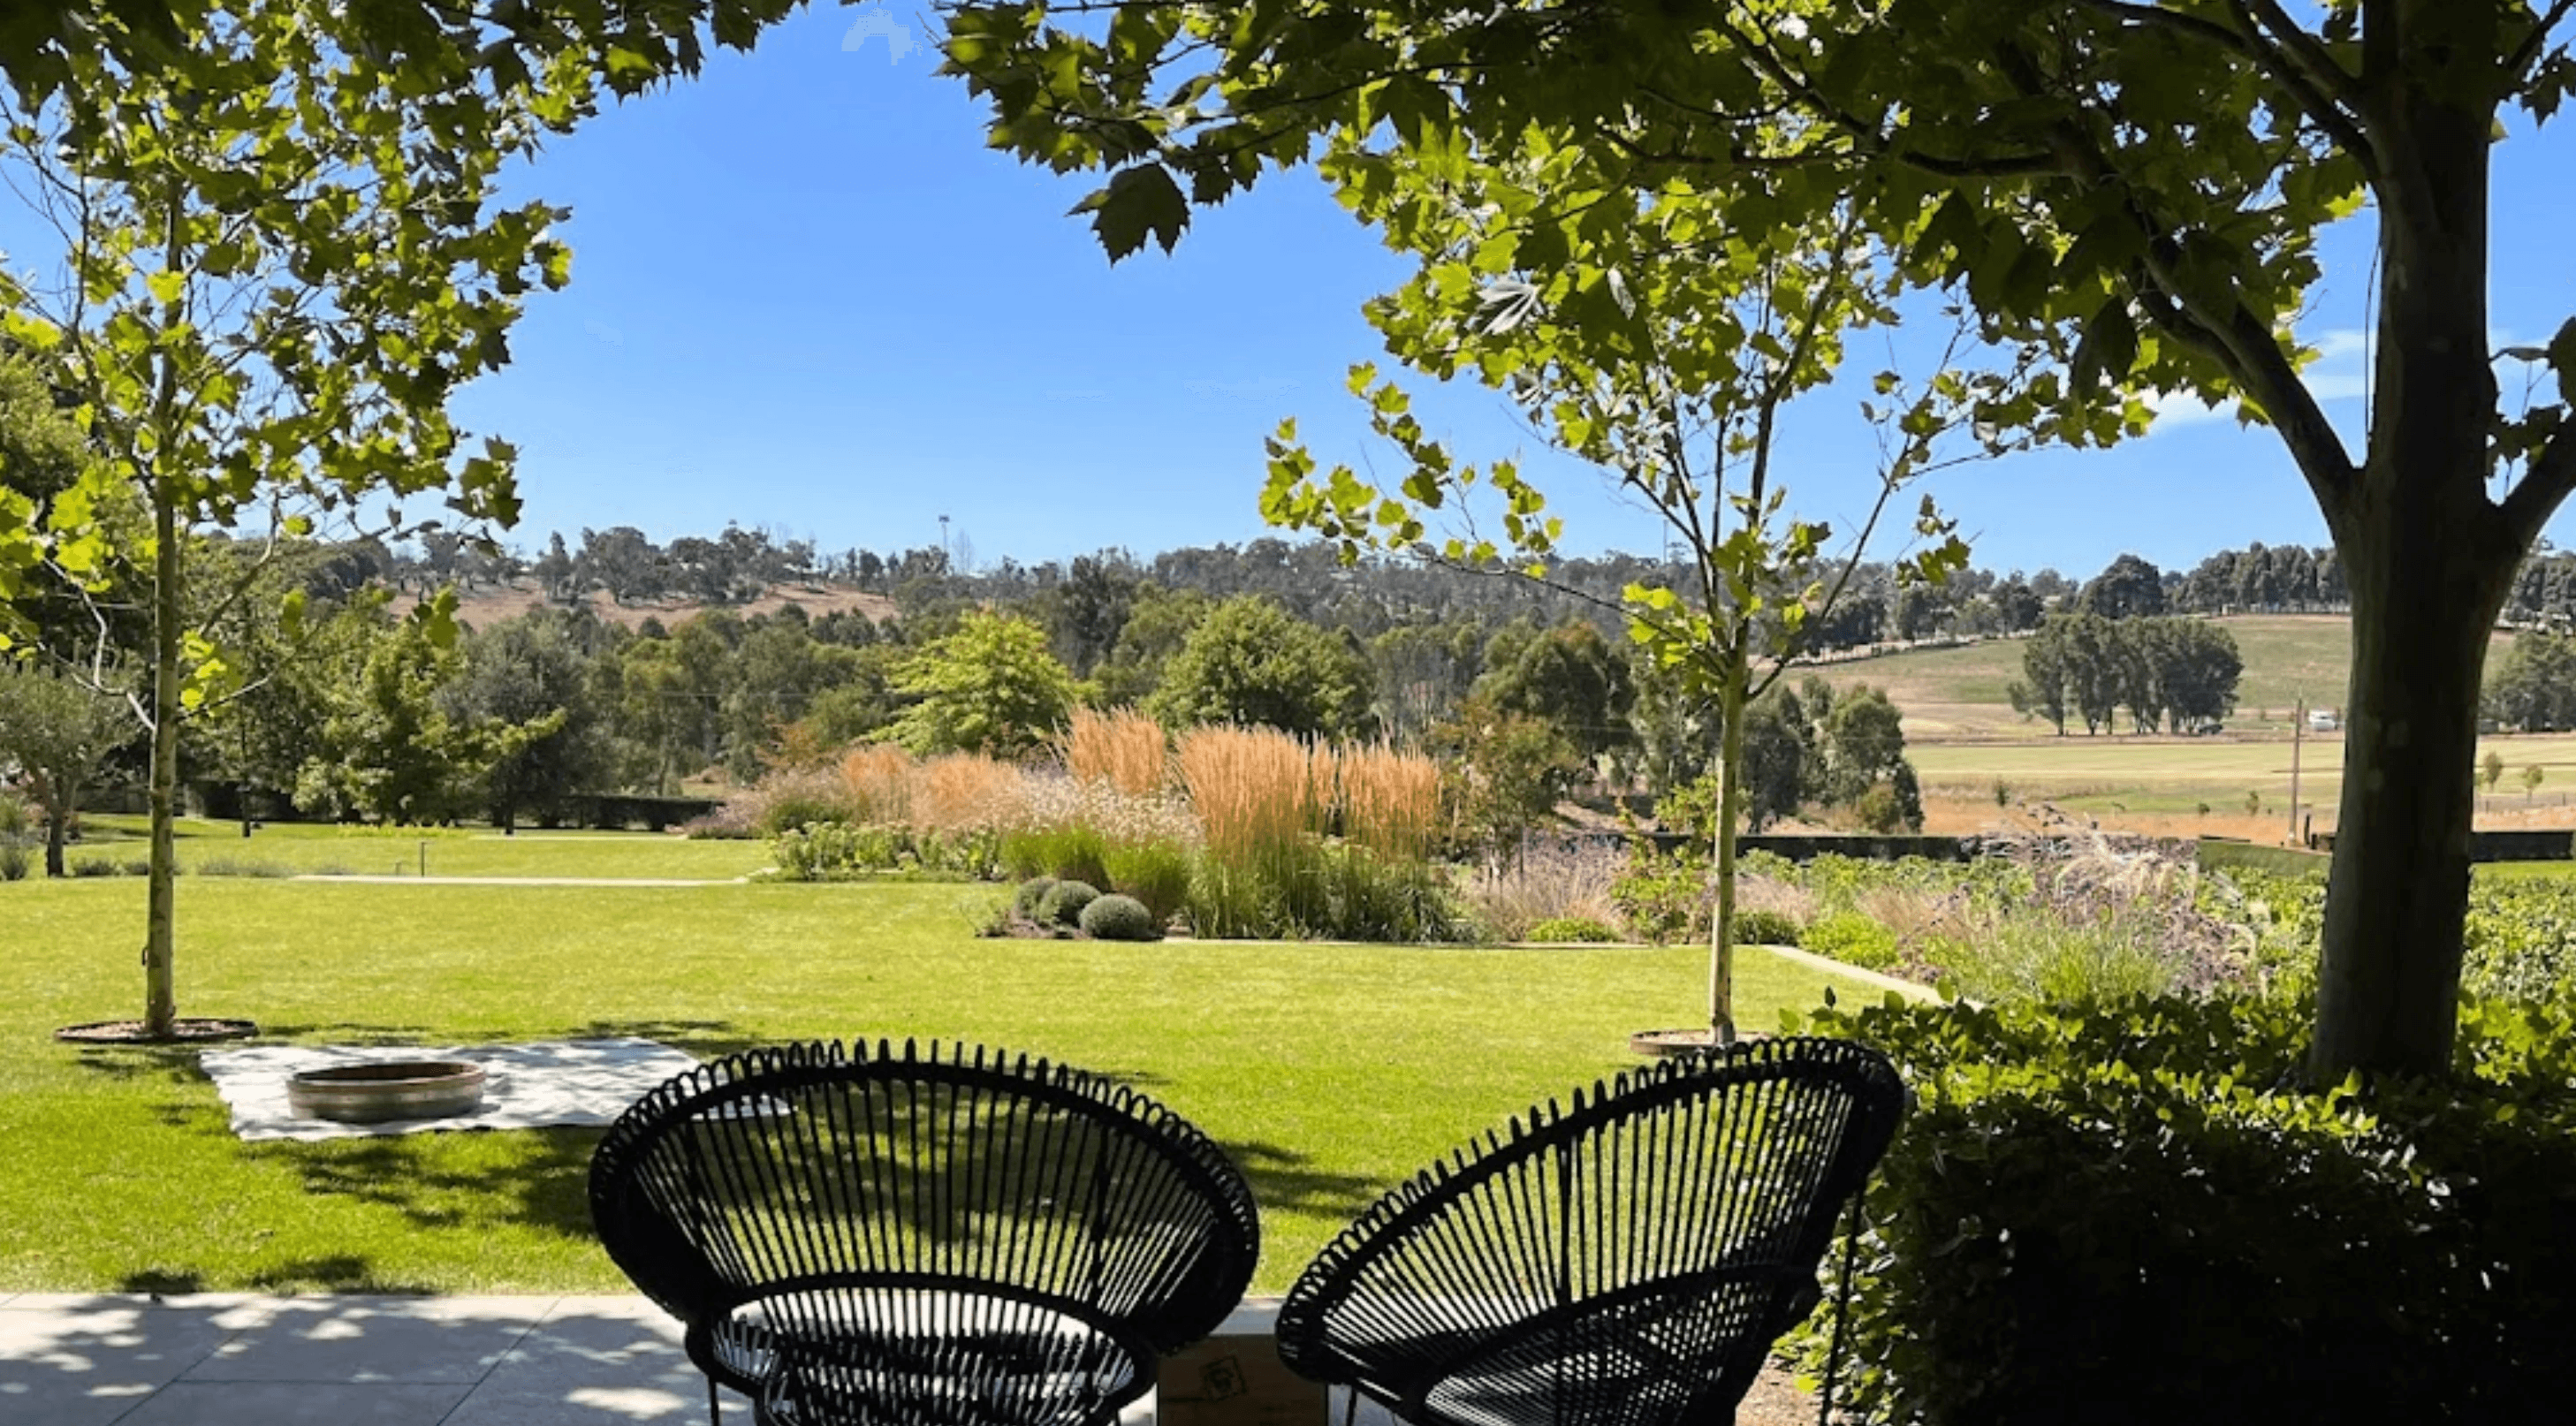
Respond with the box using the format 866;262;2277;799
1260;147;2010;1043
1;0;583;1036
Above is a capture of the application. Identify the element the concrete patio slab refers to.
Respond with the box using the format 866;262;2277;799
443;1298;748;1426
4;1293;277;1318
116;1379;475;1424
181;1295;552;1384
0;1293;1406;1423
0;1298;274;1426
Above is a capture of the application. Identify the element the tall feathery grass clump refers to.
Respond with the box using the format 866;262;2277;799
839;745;916;826
1336;740;1442;860
916;753;1027;834
1065;708;1169;798
1176;725;1455;941
1014;710;1193;921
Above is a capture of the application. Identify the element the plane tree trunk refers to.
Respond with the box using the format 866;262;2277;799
2308;64;2524;1081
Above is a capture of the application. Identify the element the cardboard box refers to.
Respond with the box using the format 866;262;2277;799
1158;1299;1327;1426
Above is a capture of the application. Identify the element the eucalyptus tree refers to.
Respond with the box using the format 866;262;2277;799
945;0;2576;1079
0;0;588;1036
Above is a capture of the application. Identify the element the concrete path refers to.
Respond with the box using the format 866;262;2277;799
1756;944;1944;1004
0;1294;1392;1425
291;876;743;888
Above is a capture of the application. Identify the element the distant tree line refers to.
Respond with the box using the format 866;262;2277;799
2073;540;2576;630
2008;614;2245;736
0;520;1941;844
2485;631;2576;732
31;505;2572;844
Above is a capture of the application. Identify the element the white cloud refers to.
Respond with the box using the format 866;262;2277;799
2144;326;2369;432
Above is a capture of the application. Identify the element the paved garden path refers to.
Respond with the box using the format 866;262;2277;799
290;876;747;888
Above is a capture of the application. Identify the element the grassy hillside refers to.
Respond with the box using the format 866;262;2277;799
1795;614;2559;833
1808;614;2517;741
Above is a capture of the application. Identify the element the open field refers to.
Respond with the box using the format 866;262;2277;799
1807;614;2518;741
1792;612;2565;837
61;817;773;881
1909;730;2576;836
0;877;1864;1295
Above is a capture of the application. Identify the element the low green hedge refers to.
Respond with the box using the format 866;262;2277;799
1797;910;1901;970
1788;992;2576;1424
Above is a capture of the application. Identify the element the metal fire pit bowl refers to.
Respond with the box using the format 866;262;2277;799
287;1059;488;1123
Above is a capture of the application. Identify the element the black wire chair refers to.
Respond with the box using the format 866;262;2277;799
589;1039;1261;1426
1275;1036;1904;1426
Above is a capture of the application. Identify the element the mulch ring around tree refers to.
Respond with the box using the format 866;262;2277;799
1629;1027;1773;1058
54;1019;258;1045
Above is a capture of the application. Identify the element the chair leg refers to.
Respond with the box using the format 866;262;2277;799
1818;1196;1865;1426
708;1374;725;1426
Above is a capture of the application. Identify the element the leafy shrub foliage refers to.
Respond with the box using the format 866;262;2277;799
1524;916;1619;944
1608;841;1709;944
1078;893;1160;941
1010;876;1058;922
1797;911;1901;970
1037;878;1101;927
742;769;862;838
1729;907;1803;946
1788;994;2576;1425
999;823;1110;889
1184;838;1459;943
0;793;29;881
770;822;1001;882
2462;876;2576;1005
1102;838;1194;923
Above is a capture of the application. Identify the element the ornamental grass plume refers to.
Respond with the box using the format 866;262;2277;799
1336;739;1441;860
1176;724;1325;859
839;744;916;825
1065;707;1169;797
916;753;1028;833
1462;837;1625;941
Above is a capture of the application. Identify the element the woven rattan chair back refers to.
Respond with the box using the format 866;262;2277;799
1276;1036;1903;1426
589;1039;1259;1426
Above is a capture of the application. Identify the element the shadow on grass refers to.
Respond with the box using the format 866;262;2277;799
561;1018;763;1059
1221;1139;1385;1225
116;1255;439;1294
62;1043;241;1133
270;1129;601;1241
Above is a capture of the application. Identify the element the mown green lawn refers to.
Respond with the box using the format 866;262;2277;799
66;815;772;879
0;876;1864;1294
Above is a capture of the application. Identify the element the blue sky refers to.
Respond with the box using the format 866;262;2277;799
31;6;2576;584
